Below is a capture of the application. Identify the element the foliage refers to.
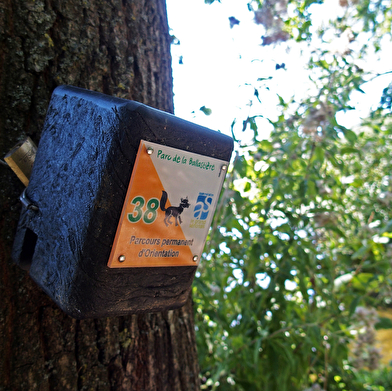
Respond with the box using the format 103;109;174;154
194;0;392;390
357;367;392;390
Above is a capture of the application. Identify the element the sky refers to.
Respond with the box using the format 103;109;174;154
166;0;392;141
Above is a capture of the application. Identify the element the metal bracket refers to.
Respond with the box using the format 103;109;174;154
20;189;39;211
4;137;37;186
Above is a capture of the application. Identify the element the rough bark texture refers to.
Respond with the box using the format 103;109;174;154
0;0;200;389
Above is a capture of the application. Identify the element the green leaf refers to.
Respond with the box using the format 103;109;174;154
343;128;357;143
375;317;392;330
340;147;360;155
352;273;376;291
259;140;273;152
234;156;248;177
351;246;369;260
349;296;361;316
200;106;212;115
314;146;325;162
254;337;263;365
307;180;317;197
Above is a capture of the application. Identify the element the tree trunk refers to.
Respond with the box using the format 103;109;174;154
0;0;200;389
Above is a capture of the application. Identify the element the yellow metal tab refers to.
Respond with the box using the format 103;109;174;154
4;137;37;186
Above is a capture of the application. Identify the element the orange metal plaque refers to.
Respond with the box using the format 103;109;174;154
107;140;229;268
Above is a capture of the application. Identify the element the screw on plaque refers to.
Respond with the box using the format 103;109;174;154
192;255;198;262
219;164;228;177
146;147;154;155
118;255;126;262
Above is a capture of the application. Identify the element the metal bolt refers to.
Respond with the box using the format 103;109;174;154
192;255;198;262
118;255;126;262
146;147;154;155
219;164;228;177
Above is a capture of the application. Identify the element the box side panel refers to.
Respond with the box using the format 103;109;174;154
70;104;233;317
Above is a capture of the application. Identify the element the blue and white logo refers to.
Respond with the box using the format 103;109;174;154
193;192;214;220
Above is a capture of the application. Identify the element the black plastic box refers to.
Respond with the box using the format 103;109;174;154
12;86;233;319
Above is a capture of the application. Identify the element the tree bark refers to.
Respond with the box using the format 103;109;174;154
0;0;200;389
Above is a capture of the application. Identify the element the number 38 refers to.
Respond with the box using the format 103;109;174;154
127;196;159;224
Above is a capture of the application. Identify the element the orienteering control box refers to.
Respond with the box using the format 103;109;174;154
11;86;233;319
